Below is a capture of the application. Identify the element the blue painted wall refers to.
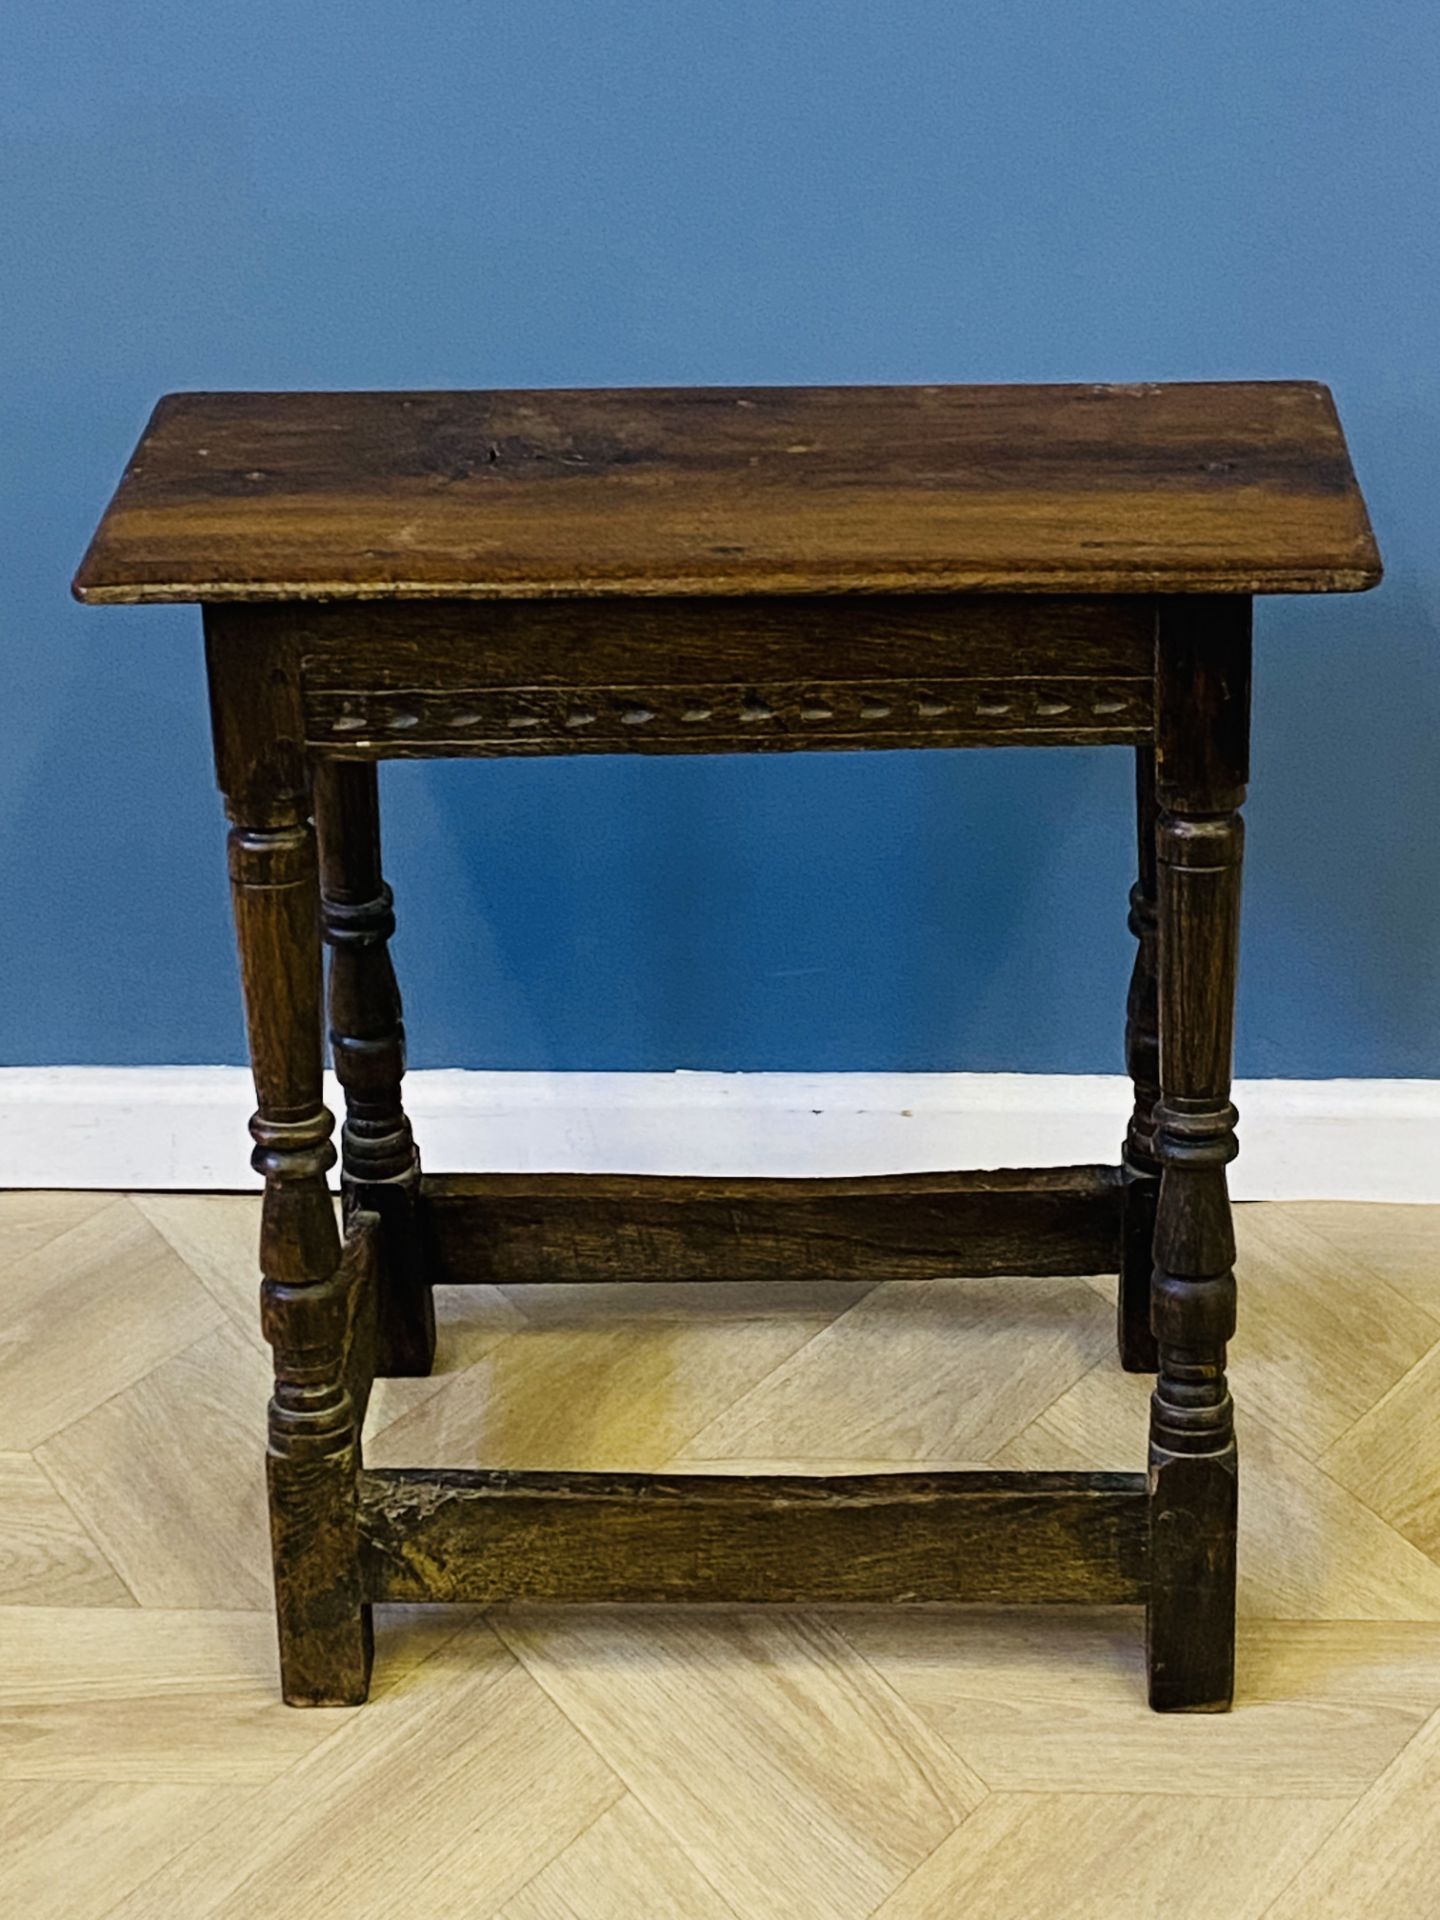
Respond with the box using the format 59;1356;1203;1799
4;1;1436;1074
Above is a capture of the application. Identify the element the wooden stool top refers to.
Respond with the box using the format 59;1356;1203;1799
74;382;1379;606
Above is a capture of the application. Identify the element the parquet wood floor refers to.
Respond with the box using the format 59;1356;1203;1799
3;1193;1437;1918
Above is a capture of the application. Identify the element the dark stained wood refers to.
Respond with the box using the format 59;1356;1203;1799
292;592;1159;682
308;672;1151;758
339;1211;380;1437
314;760;435;1376
1120;745;1162;1372
74;383;1381;603
207;608;372;1708
421;1166;1122;1288
78;384;1379;1708
1146;595;1249;1712
358;1467;1149;1606
294;593;1156;757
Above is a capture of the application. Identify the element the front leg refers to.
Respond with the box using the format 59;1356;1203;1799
210;612;372;1706
1145;597;1248;1712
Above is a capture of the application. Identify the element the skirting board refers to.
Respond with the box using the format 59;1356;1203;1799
0;1069;1435;1202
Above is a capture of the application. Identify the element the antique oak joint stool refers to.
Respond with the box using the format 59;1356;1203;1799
75;382;1380;1710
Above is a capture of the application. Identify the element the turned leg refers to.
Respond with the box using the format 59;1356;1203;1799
1146;597;1249;1712
209;614;372;1705
314;759;435;1378
1119;745;1161;1371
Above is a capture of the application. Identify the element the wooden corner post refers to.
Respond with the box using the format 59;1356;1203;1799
313;758;435;1377
1146;595;1250;1711
205;608;373;1706
1120;741;1162;1372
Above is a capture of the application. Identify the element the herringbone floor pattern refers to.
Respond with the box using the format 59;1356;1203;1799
2;1190;1439;1917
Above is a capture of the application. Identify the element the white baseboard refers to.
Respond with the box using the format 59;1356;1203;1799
0;1068;1435;1202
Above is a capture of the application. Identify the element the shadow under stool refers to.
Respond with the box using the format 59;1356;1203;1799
74;380;1381;1710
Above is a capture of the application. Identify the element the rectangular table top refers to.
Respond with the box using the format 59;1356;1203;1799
73;382;1380;604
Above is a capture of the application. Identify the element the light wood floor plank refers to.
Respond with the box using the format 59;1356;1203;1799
498;1277;876;1327
131;1194;269;1349
38;1322;273;1610
1323;1341;1440;1562
500;1883;584;1920
0;1199;222;1451
837;1613;1440;1796
676;1275;1112;1466
496;1609;984;1920
0;1607;339;1782
0;1453;132;1607
363;1281;531;1440
1261;1703;1440;1918
0;1189;116;1269
103;1615;621;1920
1288;1201;1440;1320
0;1781;245;1920
0;1605;469;1783
500;1796;742;1920
1231;1206;1440;1457
367;1280;872;1472
870;1792;1351;1920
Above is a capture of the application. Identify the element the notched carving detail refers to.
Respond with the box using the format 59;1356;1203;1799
308;677;1152;752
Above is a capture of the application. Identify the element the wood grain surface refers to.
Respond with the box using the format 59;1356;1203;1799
73;382;1380;602
358;1466;1149;1605
422;1166;1122;1287
285;593;1159;756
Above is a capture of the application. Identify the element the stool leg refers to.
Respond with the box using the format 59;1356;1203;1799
314;760;435;1378
226;805;372;1706
208;612;372;1707
1146;598;1248;1712
1120;745;1161;1371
